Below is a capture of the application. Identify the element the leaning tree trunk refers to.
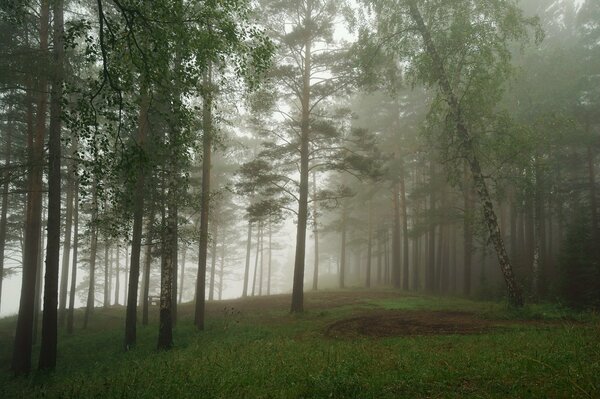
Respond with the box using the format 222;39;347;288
195;63;213;331
39;0;64;370
124;87;149;349
408;0;523;307
12;0;49;375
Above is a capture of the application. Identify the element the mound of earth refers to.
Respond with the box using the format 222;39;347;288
326;310;509;338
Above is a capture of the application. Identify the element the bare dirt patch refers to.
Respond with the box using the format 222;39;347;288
325;310;554;338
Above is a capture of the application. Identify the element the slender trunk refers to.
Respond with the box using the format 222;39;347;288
259;225;264;296
195;63;213;330
252;223;260;296
12;0;49;375
426;163;436;292
0;107;12;313
376;231;382;285
178;246;186;304
408;0;523;306
33;203;45;344
267;221;272;295
242;221;252;297
59;137;76;327
290;7;312;314
312;172;319;290
399;163;410;290
366;205;372;288
158;194;175;350
124;245;129;304
83;186;98;329
39;0;64;364
170;206;178;326
463;165;474;297
114;245;120;305
587;146;598;247
392;184;401;288
141;215;154;326
209;226;218;301
218;243;225;300
103;242;110;307
124;87;149;349
66;184;78;334
339;207;347;288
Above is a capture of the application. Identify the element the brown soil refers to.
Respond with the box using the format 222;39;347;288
325;310;556;338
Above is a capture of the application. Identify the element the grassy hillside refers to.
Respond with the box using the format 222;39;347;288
1;290;598;398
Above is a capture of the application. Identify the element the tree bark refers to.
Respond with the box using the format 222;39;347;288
339;207;347;289
124;87;149;349
399;162;410;290
39;0;64;369
141;214;154;326
195;63;213;330
366;204;373;288
408;0;523;306
0;105;12;314
83;186;98;329
267;220;272;295
426;163;436;292
252;223;261;296
12;0;49;375
392;184;402;288
242;221;252;297
103;241;110;307
178;246;186;304
114;245;120;305
209;225;218;301
59;136;76;328
290;5;312;313
66;183;79;334
312;172;319;290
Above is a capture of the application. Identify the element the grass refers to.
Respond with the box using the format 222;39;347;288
0;290;598;398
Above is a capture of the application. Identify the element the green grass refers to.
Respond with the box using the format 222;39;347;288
0;290;598;398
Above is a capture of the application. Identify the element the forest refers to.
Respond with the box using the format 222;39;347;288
0;0;599;397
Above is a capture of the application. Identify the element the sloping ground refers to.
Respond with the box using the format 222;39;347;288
325;310;570;338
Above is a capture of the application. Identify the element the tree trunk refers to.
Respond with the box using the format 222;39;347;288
426;163;436;292
33;202;45;344
259;225;265;295
366;205;373;288
59;136;76;328
392;184;402;288
39;0;64;368
252;223;261;296
124;245;129;306
12;0;49;375
209;225;218;301
124;87;149;349
312;172;319;290
587;146;598;249
376;231;382;285
83;186;98;329
158;193;175;350
339;207;347;288
141;215;154;326
408;0;523;307
103;241;110;307
178;246;186;304
66;183;79;334
268;220;272;295
399;162;410;290
195;64;213;330
0;103;12;314
290;9;312;314
114;245;120;305
218;243;225;300
242;221;252;297
463;165;474;297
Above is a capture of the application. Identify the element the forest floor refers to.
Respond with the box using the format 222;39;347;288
0;289;599;398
